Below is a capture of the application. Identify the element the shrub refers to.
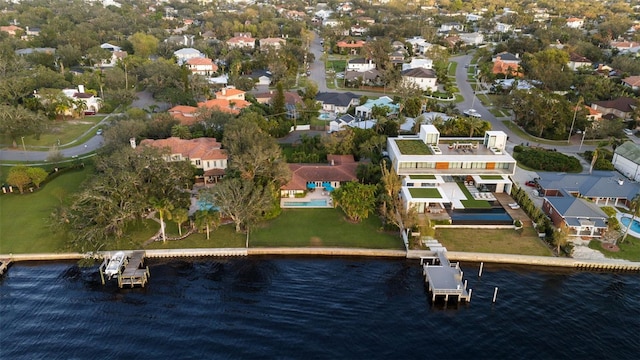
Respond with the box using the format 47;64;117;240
515;147;582;172
513;145;524;153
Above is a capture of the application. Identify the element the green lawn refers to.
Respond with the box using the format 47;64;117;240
502;120;600;147
250;208;404;249
0;115;105;150
409;175;436;180
434;227;553;256
395;139;432;155
479;175;504;180
408;188;442;198
146;223;246;249
456;182;491;209
589;237;640;262
0;166;92;253
327;60;346;72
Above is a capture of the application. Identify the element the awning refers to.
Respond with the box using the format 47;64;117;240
307;183;316;189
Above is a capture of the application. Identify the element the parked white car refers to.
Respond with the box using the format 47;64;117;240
623;128;634;136
463;109;482;118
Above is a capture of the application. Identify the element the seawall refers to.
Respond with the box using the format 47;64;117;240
1;248;640;272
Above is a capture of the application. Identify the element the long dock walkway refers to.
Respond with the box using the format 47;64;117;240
420;241;471;303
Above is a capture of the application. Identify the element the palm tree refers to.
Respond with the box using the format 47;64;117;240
589;148;599;174
173;207;189;236
150;197;174;243
554;227;570;255
621;195;640;244
195;209;220;240
467;117;484;138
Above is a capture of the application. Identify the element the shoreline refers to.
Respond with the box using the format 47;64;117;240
2;247;640;273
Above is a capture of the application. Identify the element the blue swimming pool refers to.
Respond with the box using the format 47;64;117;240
450;208;513;225
197;200;220;211
318;113;331;120
620;216;640;233
283;199;328;207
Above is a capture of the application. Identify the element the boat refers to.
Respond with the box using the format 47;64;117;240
104;251;126;278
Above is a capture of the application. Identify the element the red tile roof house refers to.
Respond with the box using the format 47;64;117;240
139;137;228;183
336;40;366;55
280;155;359;200
259;37;286;51
168;105;199;125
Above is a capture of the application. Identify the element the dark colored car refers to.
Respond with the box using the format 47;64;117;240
525;181;537;187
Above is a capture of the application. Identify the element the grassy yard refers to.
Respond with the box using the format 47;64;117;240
434;227;553;256
456;182;491;209
250;208;404;249
0;115;105;149
146;223;246;249
408;188;442;198
589;236;640;262
395;139;432;155
502;120;600;147
327;60;346;72
0;166;92;254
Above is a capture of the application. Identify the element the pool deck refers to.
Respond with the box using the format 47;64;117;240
280;191;334;209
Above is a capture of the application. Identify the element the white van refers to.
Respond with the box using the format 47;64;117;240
623;129;634;136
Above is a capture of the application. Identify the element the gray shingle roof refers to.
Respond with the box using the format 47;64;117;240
538;171;640;200
545;197;607;227
315;92;360;107
401;67;437;78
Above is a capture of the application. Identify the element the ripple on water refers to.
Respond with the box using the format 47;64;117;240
1;258;639;359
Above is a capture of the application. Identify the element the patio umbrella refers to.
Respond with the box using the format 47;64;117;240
307;183;316;189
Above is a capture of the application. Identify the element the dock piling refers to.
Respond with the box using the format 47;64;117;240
492;287;499;303
479;262;484;277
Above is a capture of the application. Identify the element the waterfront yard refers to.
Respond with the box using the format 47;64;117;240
251;208;404;249
0;166;91;254
589;236;640;262
434;228;553;256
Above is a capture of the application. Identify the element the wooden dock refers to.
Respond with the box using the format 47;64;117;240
0;259;11;277
420;242;471;303
99;251;150;288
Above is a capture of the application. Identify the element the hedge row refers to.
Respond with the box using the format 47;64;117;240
514;147;582;172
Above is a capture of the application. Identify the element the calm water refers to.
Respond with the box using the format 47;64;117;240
1;257;640;359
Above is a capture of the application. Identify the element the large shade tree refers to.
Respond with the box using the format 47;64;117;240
331;181;377;223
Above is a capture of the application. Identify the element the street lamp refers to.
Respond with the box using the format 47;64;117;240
579;129;587;151
568;98;583;144
20;136;26;152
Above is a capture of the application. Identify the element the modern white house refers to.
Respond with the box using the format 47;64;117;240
612;142;640;182
387;125;517;214
346;58;376;72
402;58;433;71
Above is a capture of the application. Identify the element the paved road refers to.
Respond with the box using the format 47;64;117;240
450;54;595;155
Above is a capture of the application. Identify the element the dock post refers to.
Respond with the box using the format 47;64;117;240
464;280;468;289
478;262;484;277
99;268;105;285
492;287;499;303
468;289;472;302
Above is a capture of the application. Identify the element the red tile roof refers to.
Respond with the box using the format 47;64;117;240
281;156;358;191
139;137;227;161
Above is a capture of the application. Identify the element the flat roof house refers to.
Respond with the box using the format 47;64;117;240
387;125;517;214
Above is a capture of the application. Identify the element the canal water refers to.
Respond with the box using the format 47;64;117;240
1;257;639;359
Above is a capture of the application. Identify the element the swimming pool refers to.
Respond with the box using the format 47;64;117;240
197;200;220;211
450;208;513;225
283;199;328;207
318;113;331;120
620;216;640;233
